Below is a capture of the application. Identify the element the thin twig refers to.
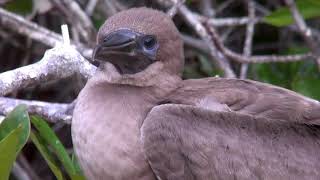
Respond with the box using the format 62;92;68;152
215;0;234;15
182;34;210;55
12;163;31;180
0;29;23;48
102;0;121;16
199;0;215;17
175;4;236;77
284;0;320;69
197;15;261;27
85;0;99;16
205;23;313;63
0;8;61;47
50;0;95;42
17;155;41;180
167;0;185;17
0;8;92;58
240;0;255;79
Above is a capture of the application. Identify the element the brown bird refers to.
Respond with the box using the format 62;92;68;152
72;7;320;180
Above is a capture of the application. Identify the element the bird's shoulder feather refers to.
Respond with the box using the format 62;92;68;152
167;77;320;124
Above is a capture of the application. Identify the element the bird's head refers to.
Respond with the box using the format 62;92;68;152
92;7;184;86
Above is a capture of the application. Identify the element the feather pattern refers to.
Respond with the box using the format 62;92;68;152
168;78;320;124
142;104;320;180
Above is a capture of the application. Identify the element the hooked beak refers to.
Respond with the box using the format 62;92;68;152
93;29;138;59
92;29;159;74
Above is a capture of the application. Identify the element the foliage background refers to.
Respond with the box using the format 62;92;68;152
0;0;319;179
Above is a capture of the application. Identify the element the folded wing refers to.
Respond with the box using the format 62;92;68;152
141;104;320;180
169;78;320;124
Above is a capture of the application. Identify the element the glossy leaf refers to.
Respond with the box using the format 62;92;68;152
291;61;320;100
0;105;30;180
0;126;21;180
71;154;85;177
70;174;86;180
251;62;297;89
0;105;30;152
30;115;85;180
264;0;320;27
30;131;64;180
4;0;33;15
292;76;320;100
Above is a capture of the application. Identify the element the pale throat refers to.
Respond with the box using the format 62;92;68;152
97;59;182;88
73;82;159;179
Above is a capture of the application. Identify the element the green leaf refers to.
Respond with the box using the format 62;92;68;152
0;126;21;180
0;105;30;180
251;62;297;89
251;44;320;100
264;0;320;27
4;0;33;15
292;75;320;100
30;131;64;180
199;55;214;76
291;60;320;100
70;174;86;180
30;116;84;179
92;15;105;29
71;154;84;176
0;105;30;152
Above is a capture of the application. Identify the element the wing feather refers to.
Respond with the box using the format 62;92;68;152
141;104;320;180
168;78;320;124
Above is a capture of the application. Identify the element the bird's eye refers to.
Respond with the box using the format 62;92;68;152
143;36;157;49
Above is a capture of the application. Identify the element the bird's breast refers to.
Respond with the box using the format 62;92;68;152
72;83;157;180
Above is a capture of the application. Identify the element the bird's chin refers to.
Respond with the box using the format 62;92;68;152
97;60;167;87
97;54;156;75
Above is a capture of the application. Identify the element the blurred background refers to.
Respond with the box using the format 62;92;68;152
0;0;319;179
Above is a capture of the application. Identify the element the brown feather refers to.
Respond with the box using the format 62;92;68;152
168;77;320;124
142;104;320;180
72;7;320;180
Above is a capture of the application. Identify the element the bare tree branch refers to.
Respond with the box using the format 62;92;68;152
182;34;210;55
12;163;31;180
0;97;74;123
0;45;96;96
167;0;185;17
0;8;61;47
284;0;320;69
50;0;95;42
1;1;318;125
85;0;99;16
205;23;313;63
0;7;92;58
0;23;95;123
215;0;234;15
240;0;255;79
197;15;261;27
17;155;41;180
171;3;236;78
102;0;125;16
199;0;215;17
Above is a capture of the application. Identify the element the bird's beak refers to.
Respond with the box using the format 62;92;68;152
92;29;159;74
93;29;139;60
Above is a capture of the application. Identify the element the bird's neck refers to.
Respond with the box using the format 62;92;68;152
97;61;182;90
73;81;162;179
73;65;182;179
85;72;180;127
